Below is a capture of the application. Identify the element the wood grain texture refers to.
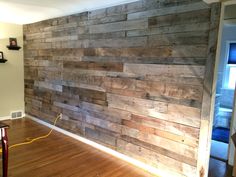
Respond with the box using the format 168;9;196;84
23;0;220;176
197;3;221;177
0;118;153;177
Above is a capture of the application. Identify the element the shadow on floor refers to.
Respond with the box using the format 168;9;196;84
208;158;233;177
211;140;228;162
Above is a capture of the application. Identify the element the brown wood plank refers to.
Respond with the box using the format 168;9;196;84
124;64;205;78
63;61;123;72
117;139;196;177
127;2;209;20
107;93;201;127
122;119;198;147
148;8;210;28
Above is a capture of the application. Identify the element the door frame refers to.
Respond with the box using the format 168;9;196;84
198;1;236;176
229;81;236;165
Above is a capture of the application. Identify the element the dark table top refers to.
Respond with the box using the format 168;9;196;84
0;122;9;129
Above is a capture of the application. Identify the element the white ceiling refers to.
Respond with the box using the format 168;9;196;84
0;0;139;24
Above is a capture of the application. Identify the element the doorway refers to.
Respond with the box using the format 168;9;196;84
209;3;236;177
211;39;236;161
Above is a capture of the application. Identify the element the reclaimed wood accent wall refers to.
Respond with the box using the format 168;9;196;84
23;0;220;176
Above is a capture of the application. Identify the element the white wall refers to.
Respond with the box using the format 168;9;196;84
0;22;24;119
217;24;236;109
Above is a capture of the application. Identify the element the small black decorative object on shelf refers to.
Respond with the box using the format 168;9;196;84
0;51;7;63
6;37;21;50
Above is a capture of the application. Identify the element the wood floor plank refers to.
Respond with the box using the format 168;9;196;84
0;118;154;177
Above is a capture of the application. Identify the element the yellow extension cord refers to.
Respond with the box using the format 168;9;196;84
0;114;61;153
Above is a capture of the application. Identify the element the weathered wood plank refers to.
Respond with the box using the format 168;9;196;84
43;22;78;32
63;68;137;79
124;64;205;78
145;75;203;86
57;117;84;135
121;126;197;159
87;14;127;26
62;81;106;92
63;61;123;72
85;127;117;147
91;47;172;57
25;32;52;40
130;114;199;139
103;77;203;102
26;42;52;49
53;101;80;112
52;92;80;106
51;48;87;57
51;40;89;49
23;1;220;176
80;101;131;121
136;80;203;102
127;22;210;37
85;110;121;124
88;37;147;48
148;8;210;28
171;45;208;58
107;92;168;112
34;81;62;92
148;31;209;47
24;50;38;58
81;46;207;58
61;108;84;122
63;86;107;106
45;35;78;42
117;139;197;177
127;2;209;20
89;19;148;34
24;59;62;68
67;12;89;24
121;134;197;166
51;28;77;37
141;87;196;105
85;114;122;133
78;31;126;40
24;67;38;80
81;56;206;66
107;94;201;127
38;69;62;81
122;119;198;147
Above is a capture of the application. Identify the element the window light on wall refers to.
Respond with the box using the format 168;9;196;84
226;43;236;89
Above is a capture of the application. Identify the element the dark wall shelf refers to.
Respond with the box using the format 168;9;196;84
6;46;21;50
0;59;7;63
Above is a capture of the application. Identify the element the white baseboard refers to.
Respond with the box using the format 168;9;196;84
26;114;181;177
0;116;11;121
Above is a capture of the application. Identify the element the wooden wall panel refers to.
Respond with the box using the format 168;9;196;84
23;0;220;176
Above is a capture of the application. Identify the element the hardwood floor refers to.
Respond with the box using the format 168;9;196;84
0;118;154;177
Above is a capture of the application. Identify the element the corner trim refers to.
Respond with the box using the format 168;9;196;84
26;114;182;177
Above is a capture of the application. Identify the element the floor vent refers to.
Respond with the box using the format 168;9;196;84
11;111;23;119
